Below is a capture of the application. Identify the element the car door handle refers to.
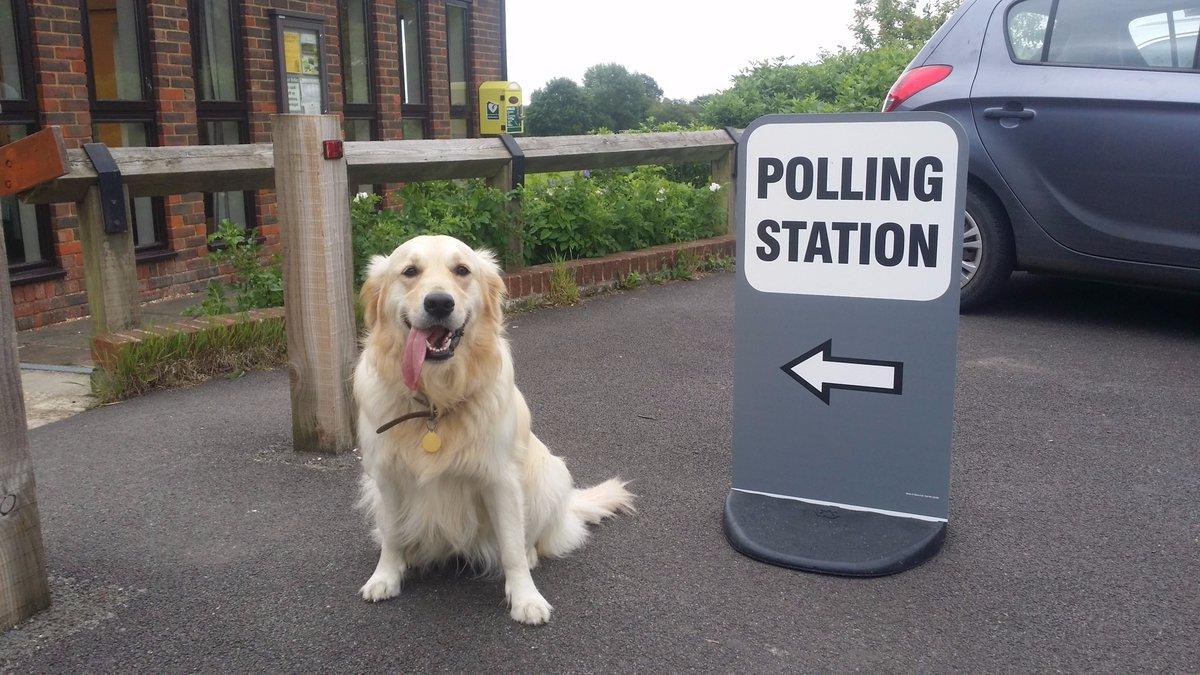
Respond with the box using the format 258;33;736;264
983;106;1036;120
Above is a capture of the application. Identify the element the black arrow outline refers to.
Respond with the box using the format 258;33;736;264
780;339;904;405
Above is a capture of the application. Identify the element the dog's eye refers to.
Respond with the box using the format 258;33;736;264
402;266;420;278
453;264;470;276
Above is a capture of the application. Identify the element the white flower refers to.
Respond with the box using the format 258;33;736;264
709;182;722;192
657;187;666;195
655;196;666;203
546;188;555;196
355;192;371;201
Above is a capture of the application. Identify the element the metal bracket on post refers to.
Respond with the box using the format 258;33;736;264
82;143;127;234
724;126;742;181
497;133;525;189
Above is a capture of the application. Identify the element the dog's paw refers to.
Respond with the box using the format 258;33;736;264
509;592;552;625
359;572;402;602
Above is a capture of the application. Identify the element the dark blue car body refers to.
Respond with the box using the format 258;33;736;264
891;0;1199;307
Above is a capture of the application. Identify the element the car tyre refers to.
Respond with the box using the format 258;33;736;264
960;186;1015;312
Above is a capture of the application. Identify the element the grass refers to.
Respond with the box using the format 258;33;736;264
545;260;581;306
91;316;287;403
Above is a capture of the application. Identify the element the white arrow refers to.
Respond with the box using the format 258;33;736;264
782;339;903;405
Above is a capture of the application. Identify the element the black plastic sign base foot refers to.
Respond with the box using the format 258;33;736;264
723;489;945;577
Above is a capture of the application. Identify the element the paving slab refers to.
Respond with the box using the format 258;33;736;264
7;272;1199;672
16;294;202;368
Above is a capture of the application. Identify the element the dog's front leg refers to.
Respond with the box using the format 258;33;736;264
484;473;552;625
360;475;407;602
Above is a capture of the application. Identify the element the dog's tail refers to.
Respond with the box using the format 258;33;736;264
569;478;635;525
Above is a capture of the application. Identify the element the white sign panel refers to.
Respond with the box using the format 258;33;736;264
743;120;959;301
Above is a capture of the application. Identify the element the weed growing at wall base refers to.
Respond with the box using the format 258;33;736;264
91;316;287;402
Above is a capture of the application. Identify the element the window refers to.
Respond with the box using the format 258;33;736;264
191;0;255;234
1;0;54;279
446;1;471;138
92;123;166;251
340;0;372;107
273;11;329;114
343;118;376;196
83;0;168;254
199;121;253;231
398;0;427;138
1008;0;1200;71
1129;9;1198;69
1006;0;1051;62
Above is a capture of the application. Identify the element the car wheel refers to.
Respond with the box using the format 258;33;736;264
960;186;1015;312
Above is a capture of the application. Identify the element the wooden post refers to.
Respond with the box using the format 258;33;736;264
711;146;736;236
77;185;139;334
273;114;357;454
486;162;524;271
0;237;51;628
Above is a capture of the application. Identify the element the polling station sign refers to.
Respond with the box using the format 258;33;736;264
724;113;967;577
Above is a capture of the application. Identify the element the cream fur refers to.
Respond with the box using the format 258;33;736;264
353;235;633;625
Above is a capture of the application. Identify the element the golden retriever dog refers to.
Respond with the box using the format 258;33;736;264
353;235;633;625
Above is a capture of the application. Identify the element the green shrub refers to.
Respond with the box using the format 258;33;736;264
185;220;283;317
520;166;724;265
351;184;513;284
190;171;724;312
699;45;918;128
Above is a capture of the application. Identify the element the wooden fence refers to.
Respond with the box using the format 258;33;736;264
18;118;740;455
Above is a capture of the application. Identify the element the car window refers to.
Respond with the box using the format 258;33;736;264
1129;9;1199;68
1007;0;1200;71
1007;0;1052;61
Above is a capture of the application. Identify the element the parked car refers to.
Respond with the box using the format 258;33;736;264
884;0;1200;310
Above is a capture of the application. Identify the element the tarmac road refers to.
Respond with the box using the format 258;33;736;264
8;272;1199;672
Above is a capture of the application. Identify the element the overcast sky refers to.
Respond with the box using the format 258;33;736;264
505;1;858;102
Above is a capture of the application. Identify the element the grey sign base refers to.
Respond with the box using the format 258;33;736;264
723;490;945;577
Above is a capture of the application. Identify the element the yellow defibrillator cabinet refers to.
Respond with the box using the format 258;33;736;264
479;81;523;135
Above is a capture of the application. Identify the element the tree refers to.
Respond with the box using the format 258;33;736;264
852;0;961;50
699;0;961;127
525;77;595;136
648;98;701;127
582;63;661;133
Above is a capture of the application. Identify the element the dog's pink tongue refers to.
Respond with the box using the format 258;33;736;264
402;328;432;391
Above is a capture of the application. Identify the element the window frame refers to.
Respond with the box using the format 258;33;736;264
1005;0;1200;73
189;0;249;114
81;0;170;259
339;0;378;131
398;0;429;138
445;0;473;137
197;118;258;238
271;10;331;114
79;0;156;115
0;0;38;117
1;0;59;282
189;0;257;235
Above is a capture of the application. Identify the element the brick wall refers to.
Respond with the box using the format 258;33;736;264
11;0;507;331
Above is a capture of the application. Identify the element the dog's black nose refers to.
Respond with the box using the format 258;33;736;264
424;292;455;318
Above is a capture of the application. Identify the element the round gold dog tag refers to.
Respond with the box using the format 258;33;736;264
421;431;442;453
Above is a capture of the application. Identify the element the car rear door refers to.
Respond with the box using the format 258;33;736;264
970;0;1200;268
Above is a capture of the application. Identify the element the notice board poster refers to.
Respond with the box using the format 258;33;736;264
280;24;323;114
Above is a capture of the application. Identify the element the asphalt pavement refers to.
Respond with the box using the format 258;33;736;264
7;272;1199;672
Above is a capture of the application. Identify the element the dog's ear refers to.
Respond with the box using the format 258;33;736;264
359;255;390;330
475;248;507;324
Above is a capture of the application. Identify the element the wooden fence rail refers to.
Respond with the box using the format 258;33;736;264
12;119;740;455
22;130;737;204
